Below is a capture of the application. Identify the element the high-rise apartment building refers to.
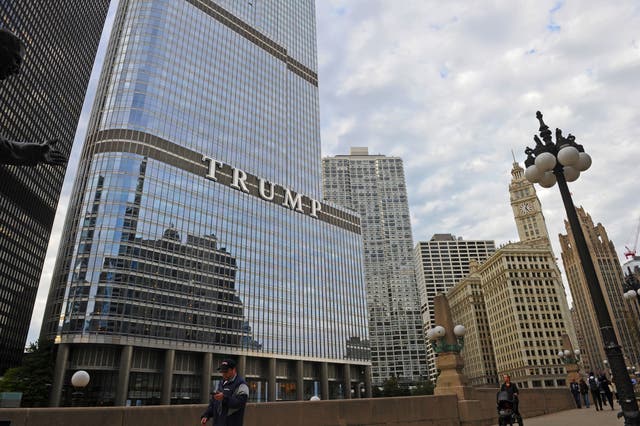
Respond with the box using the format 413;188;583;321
42;0;369;406
0;1;110;373
414;234;495;379
322;147;427;385
446;260;498;386
559;207;640;372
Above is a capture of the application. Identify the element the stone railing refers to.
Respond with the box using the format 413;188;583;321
0;387;575;426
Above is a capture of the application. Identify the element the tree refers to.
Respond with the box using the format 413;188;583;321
411;379;435;396
379;376;410;397
0;339;55;407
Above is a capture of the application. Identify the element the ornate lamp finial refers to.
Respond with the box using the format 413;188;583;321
536;111;553;146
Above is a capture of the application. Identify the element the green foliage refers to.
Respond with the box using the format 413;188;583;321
0;339;55;407
372;377;435;397
411;380;435;396
374;376;411;397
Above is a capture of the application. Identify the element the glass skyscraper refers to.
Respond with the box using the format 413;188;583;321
42;0;369;406
322;147;428;386
0;0;110;374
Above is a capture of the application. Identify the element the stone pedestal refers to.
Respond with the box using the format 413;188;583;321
431;294;493;425
566;362;581;383
435;353;490;426
434;352;474;400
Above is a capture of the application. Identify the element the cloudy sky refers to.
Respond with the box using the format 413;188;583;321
26;0;640;343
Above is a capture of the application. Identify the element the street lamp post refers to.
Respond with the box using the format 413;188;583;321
623;271;640;304
70;370;90;407
426;324;467;354
523;111;639;425
558;348;581;365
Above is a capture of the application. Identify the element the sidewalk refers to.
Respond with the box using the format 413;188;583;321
495;407;623;426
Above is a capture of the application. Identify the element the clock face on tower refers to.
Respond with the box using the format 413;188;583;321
519;202;534;214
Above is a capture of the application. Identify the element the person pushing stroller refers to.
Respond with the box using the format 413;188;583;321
497;374;523;425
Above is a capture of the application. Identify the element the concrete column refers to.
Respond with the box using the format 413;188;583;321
344;364;352;399
365;365;373;398
160;349;175;405
268;357;277;402
320;362;329;400
296;360;304;401
201;352;212;403
237;355;247;378
115;345;133;406
49;343;70;407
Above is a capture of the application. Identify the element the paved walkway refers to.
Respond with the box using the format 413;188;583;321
494;407;624;426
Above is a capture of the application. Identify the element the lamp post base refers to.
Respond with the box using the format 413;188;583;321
434;352;473;400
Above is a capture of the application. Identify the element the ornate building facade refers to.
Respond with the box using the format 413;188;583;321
559;207;640;372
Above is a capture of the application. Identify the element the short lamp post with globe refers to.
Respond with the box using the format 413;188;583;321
557;334;581;383
70;370;90;407
426;325;467;354
558;349;581;365
428;294;473;399
523;111;639;425
558;348;582;384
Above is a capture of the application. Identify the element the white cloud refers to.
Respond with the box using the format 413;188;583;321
317;0;640;307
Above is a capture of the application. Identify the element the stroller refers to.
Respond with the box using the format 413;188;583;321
497;390;523;426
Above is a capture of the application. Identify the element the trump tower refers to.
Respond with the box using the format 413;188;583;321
41;0;370;406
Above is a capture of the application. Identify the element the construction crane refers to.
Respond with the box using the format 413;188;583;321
624;217;640;259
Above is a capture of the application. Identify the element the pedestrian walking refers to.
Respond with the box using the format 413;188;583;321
587;373;603;411
499;374;522;421
610;379;618;404
569;379;581;408
579;378;590;408
201;359;249;426
599;374;615;410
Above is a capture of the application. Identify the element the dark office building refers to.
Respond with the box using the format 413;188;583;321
0;1;110;373
42;0;370;406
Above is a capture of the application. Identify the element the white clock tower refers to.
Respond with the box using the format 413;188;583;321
509;160;552;248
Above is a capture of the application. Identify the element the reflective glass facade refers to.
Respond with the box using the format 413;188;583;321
42;0;369;405
0;0;109;373
322;149;428;386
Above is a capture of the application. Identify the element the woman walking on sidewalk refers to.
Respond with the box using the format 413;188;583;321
579;378;590;408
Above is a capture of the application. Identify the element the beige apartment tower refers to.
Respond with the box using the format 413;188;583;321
446;260;498;386
559;207;640;372
478;243;570;388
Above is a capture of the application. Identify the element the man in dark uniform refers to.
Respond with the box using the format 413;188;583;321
201;359;249;426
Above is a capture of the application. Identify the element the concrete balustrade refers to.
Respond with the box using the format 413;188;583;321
0;387;575;426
